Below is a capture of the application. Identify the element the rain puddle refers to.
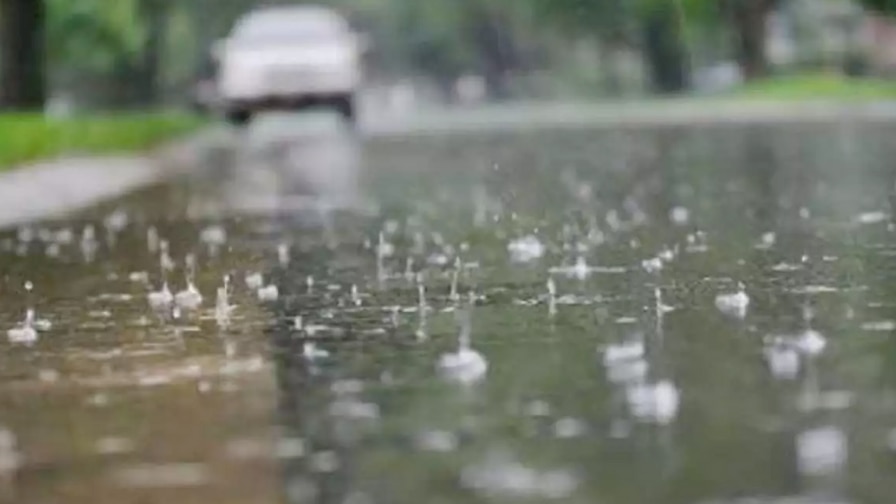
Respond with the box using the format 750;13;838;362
1;121;896;503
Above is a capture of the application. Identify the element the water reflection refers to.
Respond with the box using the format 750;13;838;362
190;113;366;220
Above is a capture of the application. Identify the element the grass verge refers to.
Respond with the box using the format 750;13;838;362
0;112;206;170
730;72;896;101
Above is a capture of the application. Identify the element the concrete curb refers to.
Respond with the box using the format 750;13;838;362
0;127;223;230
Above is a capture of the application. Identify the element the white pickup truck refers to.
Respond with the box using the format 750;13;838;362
212;5;364;126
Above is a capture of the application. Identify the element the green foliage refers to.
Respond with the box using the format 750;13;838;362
730;72;896;99
46;0;144;73
529;0;629;35
859;0;896;14
396;0;476;77
0;112;204;168
44;0;225;106
527;0;724;42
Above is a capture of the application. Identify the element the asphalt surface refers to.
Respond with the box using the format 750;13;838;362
3;105;896;504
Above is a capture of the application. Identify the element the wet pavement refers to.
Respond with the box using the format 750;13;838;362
3;110;896;504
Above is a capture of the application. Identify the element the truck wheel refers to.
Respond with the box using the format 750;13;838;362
335;96;356;125
226;109;251;127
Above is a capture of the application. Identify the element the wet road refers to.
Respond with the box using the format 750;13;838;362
3;109;896;504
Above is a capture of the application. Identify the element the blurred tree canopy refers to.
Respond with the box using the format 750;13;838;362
0;0;890;111
1;0;245;110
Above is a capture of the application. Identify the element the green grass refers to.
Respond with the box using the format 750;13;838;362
0;112;205;169
730;72;896;101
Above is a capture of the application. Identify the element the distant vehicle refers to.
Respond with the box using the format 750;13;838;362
213;5;365;126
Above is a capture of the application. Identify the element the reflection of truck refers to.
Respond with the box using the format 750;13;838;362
211;5;365;126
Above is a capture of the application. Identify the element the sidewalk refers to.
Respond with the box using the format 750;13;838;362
0;128;225;230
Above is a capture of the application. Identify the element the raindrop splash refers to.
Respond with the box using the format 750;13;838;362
437;293;487;384
715;282;749;319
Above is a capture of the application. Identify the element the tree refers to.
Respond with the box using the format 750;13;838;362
531;0;691;94
135;0;167;104
1;0;47;110
642;2;689;93
46;0;145;107
391;0;477;98
463;0;524;100
45;0;187;107
528;0;630;94
723;0;777;80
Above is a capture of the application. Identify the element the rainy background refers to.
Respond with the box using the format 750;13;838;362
3;1;896;504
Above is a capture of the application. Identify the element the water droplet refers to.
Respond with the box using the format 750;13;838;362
797;426;847;477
